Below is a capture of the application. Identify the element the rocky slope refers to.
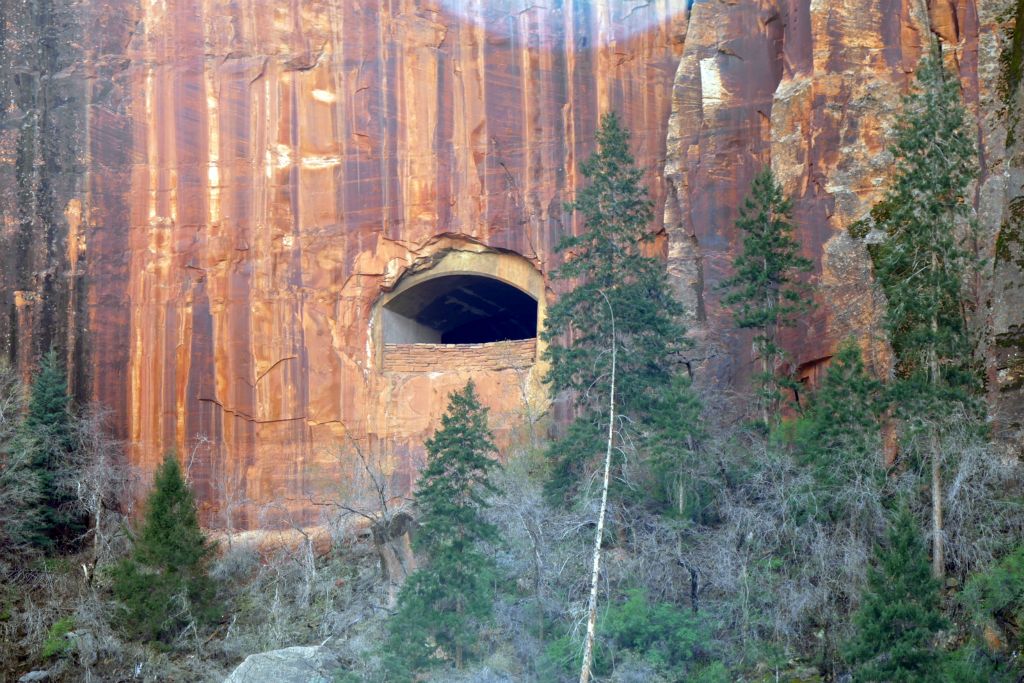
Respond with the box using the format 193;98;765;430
0;0;1020;526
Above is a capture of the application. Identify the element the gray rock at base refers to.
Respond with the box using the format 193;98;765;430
18;672;50;683
223;646;340;683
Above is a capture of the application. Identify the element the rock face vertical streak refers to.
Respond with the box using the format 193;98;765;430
82;0;137;436
82;1;687;525
0;0;86;384
664;0;787;385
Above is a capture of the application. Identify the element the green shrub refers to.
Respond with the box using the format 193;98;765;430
940;643;1014;683
958;543;1024;679
41;616;74;659
603;588;707;672
843;506;947;681
543;589;714;679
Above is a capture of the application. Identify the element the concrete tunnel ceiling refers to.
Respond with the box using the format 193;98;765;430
382;274;538;344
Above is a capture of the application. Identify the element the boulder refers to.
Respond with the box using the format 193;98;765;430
223;646;340;683
18;672;50;683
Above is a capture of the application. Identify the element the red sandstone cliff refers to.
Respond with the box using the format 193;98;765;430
79;0;687;527
1;0;1020;528
664;0;1023;439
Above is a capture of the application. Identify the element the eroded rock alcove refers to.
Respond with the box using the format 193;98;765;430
382;275;538;345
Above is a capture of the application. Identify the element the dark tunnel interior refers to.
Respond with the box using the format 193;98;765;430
382;274;538;344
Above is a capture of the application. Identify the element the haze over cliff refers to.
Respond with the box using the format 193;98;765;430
1;0;1021;527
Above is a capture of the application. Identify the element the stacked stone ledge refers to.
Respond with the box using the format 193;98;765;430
383;339;537;373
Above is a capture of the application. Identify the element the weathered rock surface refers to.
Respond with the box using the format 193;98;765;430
664;0;1024;443
223;645;340;683
0;0;88;391
2;0;1021;529
982;0;1024;443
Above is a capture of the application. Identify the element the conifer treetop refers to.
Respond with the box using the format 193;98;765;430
135;454;213;571
541;111;687;400
720;168;813;334
538;111;693;505
850;45;979;399
845;506;948;681
111;453;218;643
416;379;499;551
25;349;71;439
385;380;500;674
554;111;654;284
720;167;813;422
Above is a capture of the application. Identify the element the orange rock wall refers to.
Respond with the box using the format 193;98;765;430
78;1;687;527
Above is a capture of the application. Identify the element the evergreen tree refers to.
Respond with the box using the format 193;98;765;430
850;46;979;404
111;454;218;644
386;381;499;675
961;543;1024;660
22;349;84;550
541;111;696;504
720;168;813;425
795;340;884;523
850;44;980;577
0;363;42;555
844;506;948;682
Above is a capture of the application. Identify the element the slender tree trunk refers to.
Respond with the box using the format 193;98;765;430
525;520;545;643
580;297;616;683
759;339;770;426
929;255;944;578
93;492;101;562
676;475;684;518
929;264;942;577
931;430;943;578
762;256;772;426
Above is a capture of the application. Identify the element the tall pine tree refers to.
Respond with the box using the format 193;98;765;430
112;454;218;644
850;46;979;401
22;349;84;550
850;44;980;577
541;111;696;505
844;506;948;681
386;381;500;675
720;168;813;425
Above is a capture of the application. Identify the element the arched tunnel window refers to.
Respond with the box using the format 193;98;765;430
382;274;538;344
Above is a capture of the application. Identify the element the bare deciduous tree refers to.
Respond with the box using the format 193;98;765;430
303;433;419;607
67;405;137;575
580;294;616;683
